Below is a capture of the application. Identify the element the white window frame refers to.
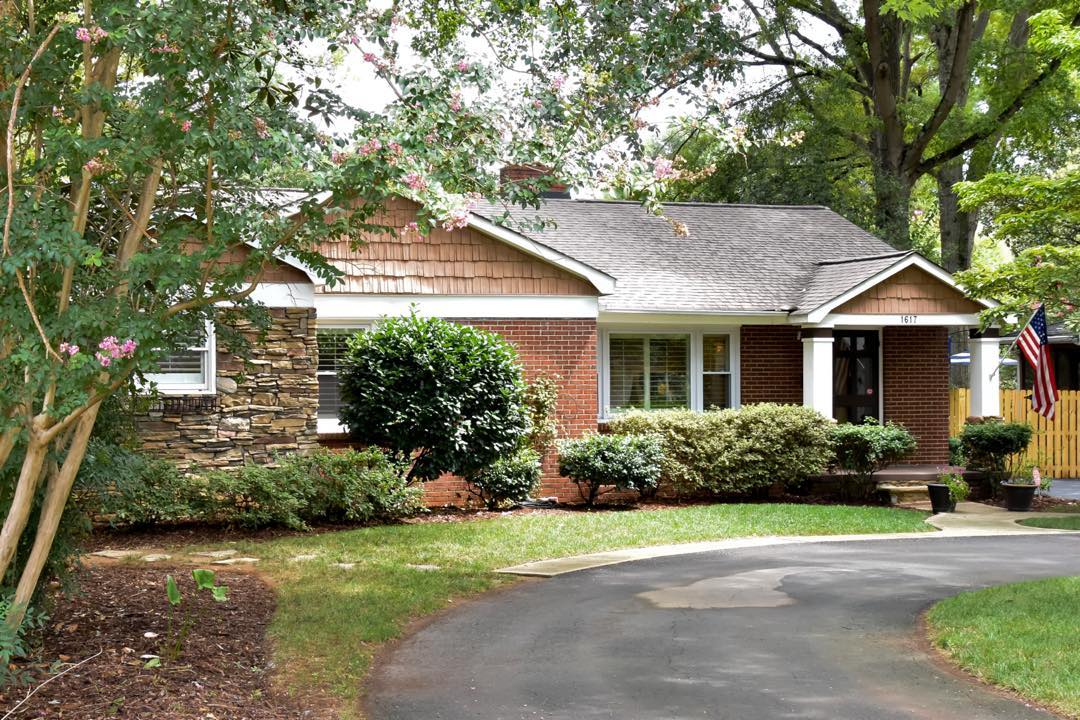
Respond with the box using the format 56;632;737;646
316;322;371;434
598;326;741;419
144;321;217;395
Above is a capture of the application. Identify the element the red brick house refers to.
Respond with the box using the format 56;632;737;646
138;185;1001;504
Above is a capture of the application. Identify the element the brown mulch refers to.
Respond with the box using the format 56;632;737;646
0;566;310;719
980;493;1080;512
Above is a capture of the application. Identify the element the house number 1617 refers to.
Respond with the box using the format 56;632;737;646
900;315;918;324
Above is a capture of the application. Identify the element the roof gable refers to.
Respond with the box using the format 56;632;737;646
835;265;984;314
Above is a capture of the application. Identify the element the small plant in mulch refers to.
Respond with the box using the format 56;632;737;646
149;569;229;668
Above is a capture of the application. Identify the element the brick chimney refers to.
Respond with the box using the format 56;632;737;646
499;163;571;199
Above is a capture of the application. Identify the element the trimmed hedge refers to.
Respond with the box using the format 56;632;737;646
82;447;421;530
466;448;543;510
608;404;834;496
557;434;663;507
960;419;1033;476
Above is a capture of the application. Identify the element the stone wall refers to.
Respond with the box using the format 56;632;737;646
136;307;320;470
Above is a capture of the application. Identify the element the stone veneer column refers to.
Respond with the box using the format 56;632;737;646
137;307;320;470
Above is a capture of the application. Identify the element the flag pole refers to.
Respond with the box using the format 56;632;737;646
989;304;1042;380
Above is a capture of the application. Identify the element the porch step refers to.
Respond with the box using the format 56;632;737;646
876;483;930;505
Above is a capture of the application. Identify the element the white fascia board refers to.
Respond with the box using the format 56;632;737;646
466;214;617;295
598;309;789;325
314;294;599;320
801;253;997;324
248;282;315;308
806;312;985;328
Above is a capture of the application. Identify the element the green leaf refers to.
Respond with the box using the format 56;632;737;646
144;657;161;669
191;569;216;590
210;585;229;602
165;575;181;607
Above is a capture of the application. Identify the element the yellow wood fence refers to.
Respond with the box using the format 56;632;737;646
950;388;1080;477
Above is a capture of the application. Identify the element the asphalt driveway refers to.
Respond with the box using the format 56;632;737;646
368;535;1080;720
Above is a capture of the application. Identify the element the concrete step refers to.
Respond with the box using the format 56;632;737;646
876;483;930;505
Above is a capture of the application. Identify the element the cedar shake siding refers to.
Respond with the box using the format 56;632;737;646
836;266;984;315
136;307;320;470
420;318;599;506
882;326;950;464
315;197;597;296
740;325;803;405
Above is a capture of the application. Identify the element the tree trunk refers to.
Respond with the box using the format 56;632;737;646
0;428;49;585
936;161;978;271
6;407;99;627
872;163;913;249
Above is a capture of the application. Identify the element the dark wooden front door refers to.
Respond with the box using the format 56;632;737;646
833;330;880;423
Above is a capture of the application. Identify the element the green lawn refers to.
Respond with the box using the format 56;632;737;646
1020;516;1080;530
927;576;1080;718
187;503;930;717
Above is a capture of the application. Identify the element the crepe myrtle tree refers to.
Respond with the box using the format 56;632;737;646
0;0;707;628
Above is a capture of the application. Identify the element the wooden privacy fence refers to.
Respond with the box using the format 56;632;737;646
950;388;1080;478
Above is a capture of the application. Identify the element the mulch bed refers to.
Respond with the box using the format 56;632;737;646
980;493;1080;512
0;566;308;719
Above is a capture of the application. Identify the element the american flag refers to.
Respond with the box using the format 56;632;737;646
1017;305;1059;420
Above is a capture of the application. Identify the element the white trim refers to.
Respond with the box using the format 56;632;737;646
815;312;984;327
598;325;741;418
314;294;599;320
466;214;617;295
599;310;788;325
794;253;997;324
318;417;346;435
144;321;217;395
248;282;315;308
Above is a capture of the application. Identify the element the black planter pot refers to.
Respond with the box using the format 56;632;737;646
1001;482;1037;512
926;483;956;514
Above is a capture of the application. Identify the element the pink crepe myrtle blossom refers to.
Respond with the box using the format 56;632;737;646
532;99;543;109
449;92;463;112
254;117;270;139
403;221;419;233
424;132;437;145
456;60;470;72
96;336;138;366
652;158;676;180
550;74;566;91
95;352;112;367
180;119;192;132
358;137;382;156
331;150;350;165
403;172;428;191
75;26;108;44
58;342;79;357
83;158;105;175
387;141;403;156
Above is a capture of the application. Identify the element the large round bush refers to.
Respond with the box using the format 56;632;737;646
339;314;529;483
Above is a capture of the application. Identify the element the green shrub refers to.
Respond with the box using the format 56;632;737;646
959;419;1033;477
557;434;663;507
608;404;834;496
202;448;419;529
339;313;529;483
466;449;542;509
76;439;195;525
830;419;917;494
948;437;966;466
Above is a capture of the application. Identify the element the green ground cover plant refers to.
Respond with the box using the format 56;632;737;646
927;576;1080;718
177;502;932;716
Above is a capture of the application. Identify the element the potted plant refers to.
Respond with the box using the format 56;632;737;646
1001;463;1040;512
926;471;969;513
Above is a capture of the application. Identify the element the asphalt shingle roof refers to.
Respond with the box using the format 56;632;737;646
473;199;902;314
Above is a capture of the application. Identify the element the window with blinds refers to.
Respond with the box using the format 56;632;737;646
145;325;215;394
317;327;366;420
702;334;732;409
608;334;690;411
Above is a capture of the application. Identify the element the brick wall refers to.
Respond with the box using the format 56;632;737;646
740;325;803;405
420;318;598;505
882;326;950;463
136;308;320;470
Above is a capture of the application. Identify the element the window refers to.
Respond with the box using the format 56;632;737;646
317;327;367;426
603;329;736;416
702;334;731;409
145;324;216;394
608;334;690;411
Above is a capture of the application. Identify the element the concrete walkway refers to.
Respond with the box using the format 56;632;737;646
369;534;1080;720
499;502;1077;577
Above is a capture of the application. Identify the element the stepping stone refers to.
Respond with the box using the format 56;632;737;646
291;554;319;562
333;562;356;570
407;564;441;572
211;557;259;565
91;550;143;560
192;549;238;559
142;554;172;562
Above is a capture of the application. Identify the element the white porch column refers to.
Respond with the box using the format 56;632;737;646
969;330;1001;418
802;328;834;418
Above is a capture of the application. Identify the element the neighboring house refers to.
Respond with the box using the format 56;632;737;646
136;169;1001;504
